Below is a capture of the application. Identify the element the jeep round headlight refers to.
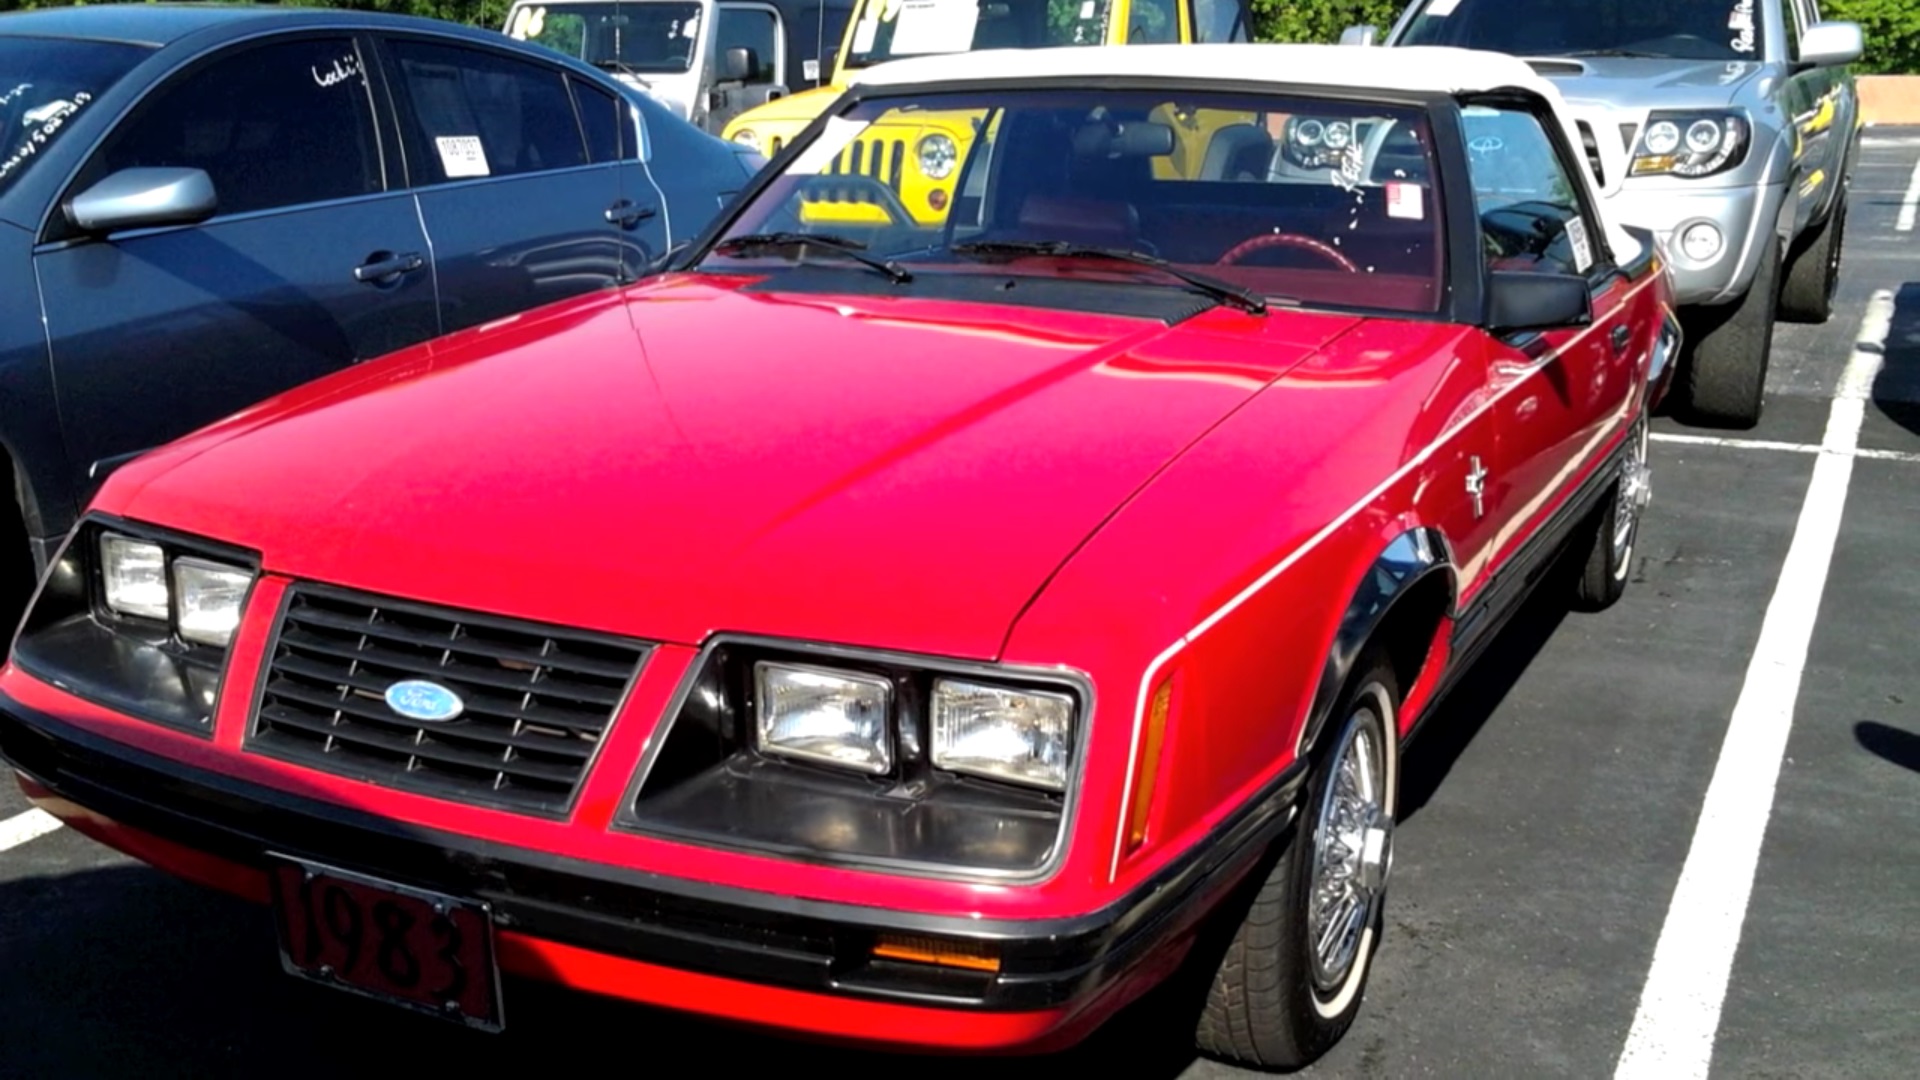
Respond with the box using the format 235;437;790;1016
731;129;760;152
917;133;956;180
100;533;168;620
756;662;892;773
931;679;1075;791
172;557;252;647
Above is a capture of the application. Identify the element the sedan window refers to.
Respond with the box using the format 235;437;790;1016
1403;0;1763;61
0;38;150;197
84;38;383;217
390;40;589;183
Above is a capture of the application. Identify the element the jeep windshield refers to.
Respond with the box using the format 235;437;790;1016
506;1;704;74
698;87;1445;315
1401;0;1764;62
840;0;1122;70
0;39;149;198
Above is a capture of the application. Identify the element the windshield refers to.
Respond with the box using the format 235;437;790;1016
506;2;705;74
1402;0;1763;61
0;39;149;197
701;87;1445;315
842;0;1119;69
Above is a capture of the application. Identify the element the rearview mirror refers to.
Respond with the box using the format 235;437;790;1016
721;46;758;83
1340;25;1378;46
1797;22;1864;69
65;167;217;234
1487;271;1592;333
1072;120;1174;159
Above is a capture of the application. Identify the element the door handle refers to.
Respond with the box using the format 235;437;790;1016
1611;324;1632;354
353;251;424;284
606;200;657;229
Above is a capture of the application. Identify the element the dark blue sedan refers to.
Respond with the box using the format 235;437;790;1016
0;4;759;619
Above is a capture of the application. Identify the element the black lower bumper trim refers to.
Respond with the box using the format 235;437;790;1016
0;688;1304;1011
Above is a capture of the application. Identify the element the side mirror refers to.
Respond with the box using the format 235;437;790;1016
64;167;217;234
1487;271;1592;333
1797;22;1864;69
721;46;758;83
1340;25;1379;47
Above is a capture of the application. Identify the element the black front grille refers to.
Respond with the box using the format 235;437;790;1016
823;136;908;193
247;587;649;816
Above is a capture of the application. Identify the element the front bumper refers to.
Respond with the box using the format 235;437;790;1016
1603;181;1786;307
0;686;1302;1050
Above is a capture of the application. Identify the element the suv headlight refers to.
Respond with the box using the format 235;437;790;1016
916;133;956;180
1631;111;1749;178
1280;116;1360;171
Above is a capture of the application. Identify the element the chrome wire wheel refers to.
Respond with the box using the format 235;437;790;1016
1611;416;1652;581
1306;693;1393;998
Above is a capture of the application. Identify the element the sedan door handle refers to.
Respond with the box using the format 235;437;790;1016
606;200;657;229
353;252;425;284
1611;324;1632;354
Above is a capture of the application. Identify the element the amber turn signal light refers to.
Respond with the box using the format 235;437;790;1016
1126;680;1173;852
872;932;1000;973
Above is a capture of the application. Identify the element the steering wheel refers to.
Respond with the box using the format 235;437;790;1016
792;174;914;228
1216;233;1358;272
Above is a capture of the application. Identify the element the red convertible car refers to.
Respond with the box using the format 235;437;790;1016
2;44;1675;1069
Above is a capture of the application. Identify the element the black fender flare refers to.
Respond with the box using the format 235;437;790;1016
1294;526;1458;762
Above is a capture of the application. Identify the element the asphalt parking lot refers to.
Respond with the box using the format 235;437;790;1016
4;135;1918;1079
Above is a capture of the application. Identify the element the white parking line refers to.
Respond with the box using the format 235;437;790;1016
1614;289;1895;1080
1899;157;1920;233
0;808;62;853
1650;433;1920;464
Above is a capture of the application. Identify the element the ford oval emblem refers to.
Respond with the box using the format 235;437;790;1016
385;680;464;723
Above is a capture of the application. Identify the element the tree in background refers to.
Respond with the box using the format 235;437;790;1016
1248;0;1400;47
1825;0;1920;75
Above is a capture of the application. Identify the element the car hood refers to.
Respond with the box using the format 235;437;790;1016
724;83;845;132
110;276;1358;660
1528;56;1768;110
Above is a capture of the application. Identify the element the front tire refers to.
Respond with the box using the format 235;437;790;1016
1194;657;1401;1070
1779;191;1846;324
1679;231;1780;429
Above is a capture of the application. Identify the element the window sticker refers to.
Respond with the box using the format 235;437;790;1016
1427;0;1462;15
435;135;490;178
0;92;90;184
788;116;869;174
1387;182;1424;220
1566;216;1594;272
1079;1;1096;16
1728;0;1755;54
1331;141;1364;191
888;0;981;56
506;7;532;38
311;52;363;90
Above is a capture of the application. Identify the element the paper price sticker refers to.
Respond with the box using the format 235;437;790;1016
435;135;489;179
1387;182;1424;220
1566;216;1594;272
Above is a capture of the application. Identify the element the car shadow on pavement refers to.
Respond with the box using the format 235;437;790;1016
1870;281;1920;438
1396;564;1574;823
1854;720;1920;775
0;861;1212;1079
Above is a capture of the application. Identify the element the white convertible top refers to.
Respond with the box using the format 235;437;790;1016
850;43;1558;99
848;44;1645;265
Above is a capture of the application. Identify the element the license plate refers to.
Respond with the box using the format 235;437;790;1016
269;856;503;1031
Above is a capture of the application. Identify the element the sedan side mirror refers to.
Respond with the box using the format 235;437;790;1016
1797;22;1864;69
1340;25;1378;46
721;46;759;83
65;167;217;234
1487;271;1592;333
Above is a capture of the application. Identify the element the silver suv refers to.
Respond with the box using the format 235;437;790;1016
1347;0;1863;427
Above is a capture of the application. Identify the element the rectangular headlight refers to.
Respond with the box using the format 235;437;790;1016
931;679;1075;792
755;662;892;774
172;557;253;647
99;533;169;620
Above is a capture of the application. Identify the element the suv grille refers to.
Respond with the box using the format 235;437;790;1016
247;587;648;816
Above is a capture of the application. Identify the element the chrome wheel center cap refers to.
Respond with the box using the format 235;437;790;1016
1357;820;1392;892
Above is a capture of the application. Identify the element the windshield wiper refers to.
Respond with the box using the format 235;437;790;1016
950;240;1268;315
711;232;913;284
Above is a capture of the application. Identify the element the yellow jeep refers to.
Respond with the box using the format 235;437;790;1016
723;0;1254;225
